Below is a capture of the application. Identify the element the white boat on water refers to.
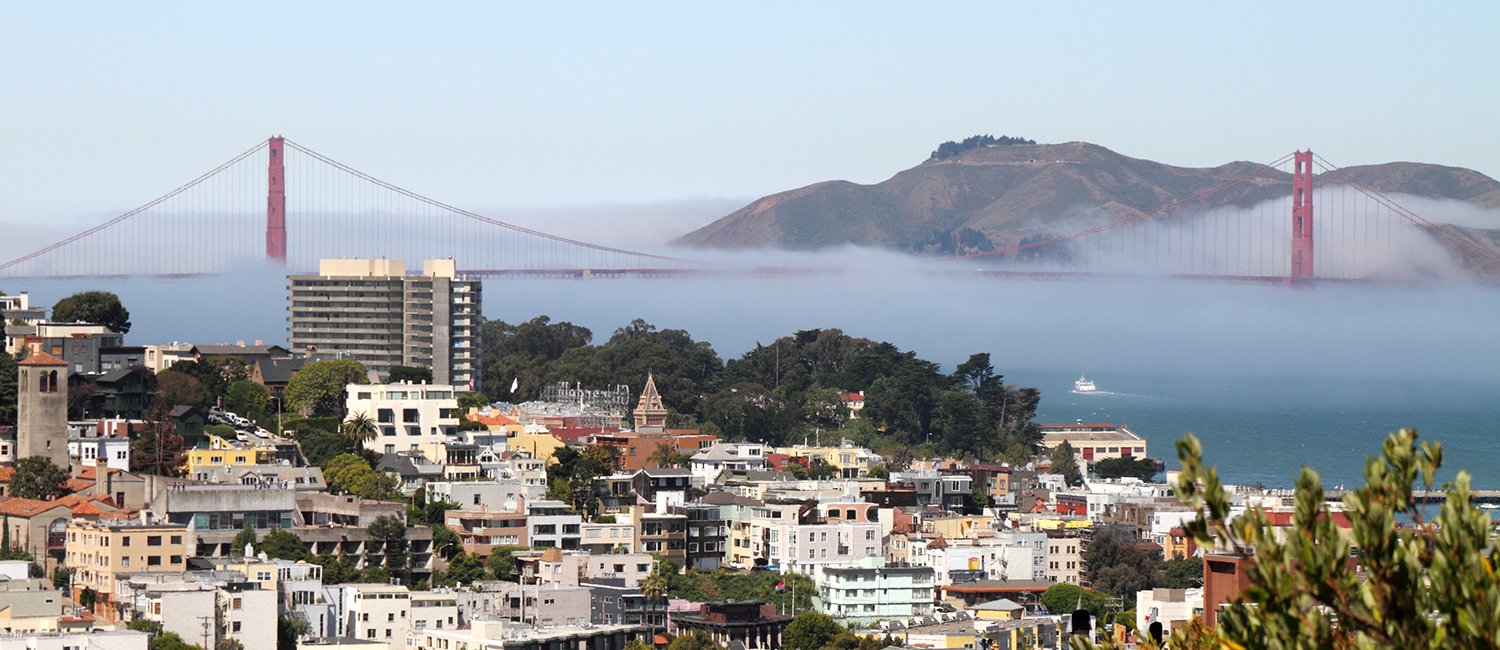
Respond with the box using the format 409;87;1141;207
1074;375;1097;393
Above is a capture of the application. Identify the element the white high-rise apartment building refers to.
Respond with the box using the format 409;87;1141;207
288;259;481;387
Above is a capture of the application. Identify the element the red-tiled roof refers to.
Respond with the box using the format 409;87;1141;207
16;351;67;366
0;497;62;517
0;468;14;483
840;392;864;402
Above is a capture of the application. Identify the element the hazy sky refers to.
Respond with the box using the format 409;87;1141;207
3;2;1498;225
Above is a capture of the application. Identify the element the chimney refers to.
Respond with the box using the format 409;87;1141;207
254;340;263;347
94;457;110;498
304;345;317;359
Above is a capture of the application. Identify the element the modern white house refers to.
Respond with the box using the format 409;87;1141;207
688;442;767;482
813;556;936;625
345;381;462;455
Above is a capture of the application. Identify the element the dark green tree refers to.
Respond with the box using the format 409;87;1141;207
1081;527;1161;607
278;613;310;650
10;456;68;500
1162;557;1203;589
52;291;131;333
230;524;258;557
782;611;843;650
155;370;207;410
224;380;271;426
285;359;368;417
1048;441;1083;486
386;366;433;384
487;547;518;581
367;515;409;581
259;529;310;562
1093;456;1164;481
1039;582;1112;618
0;350;16;427
666;630;722;650
479;316;593;401
313;553;359;584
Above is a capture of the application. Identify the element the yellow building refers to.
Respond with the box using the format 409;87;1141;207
507;427;566;464
923;515;991;540
773;443;881;478
185;435;275;475
65;519;188;620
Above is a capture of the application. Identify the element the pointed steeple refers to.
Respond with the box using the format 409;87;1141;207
633;371;668;430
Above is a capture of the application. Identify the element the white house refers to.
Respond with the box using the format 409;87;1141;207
346;382;461;455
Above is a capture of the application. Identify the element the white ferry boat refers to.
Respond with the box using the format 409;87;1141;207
1074;375;1097;393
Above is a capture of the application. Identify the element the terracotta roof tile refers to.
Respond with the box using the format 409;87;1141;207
16;351;67;366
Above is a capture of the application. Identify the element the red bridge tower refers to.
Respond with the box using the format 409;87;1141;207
266;136;287;262
1291;150;1314;280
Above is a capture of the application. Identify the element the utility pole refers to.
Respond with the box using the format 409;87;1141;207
198;614;215;650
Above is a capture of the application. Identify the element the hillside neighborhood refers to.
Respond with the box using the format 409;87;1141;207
0;275;1311;650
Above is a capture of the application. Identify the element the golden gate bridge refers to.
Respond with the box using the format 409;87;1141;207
1;136;1492;283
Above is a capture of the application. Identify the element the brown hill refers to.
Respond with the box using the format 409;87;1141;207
675;142;1500;262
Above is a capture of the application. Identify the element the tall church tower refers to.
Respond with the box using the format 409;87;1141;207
16;352;69;468
633;372;669;431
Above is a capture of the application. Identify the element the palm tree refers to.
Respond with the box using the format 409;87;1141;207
641;571;670;645
341;411;378;446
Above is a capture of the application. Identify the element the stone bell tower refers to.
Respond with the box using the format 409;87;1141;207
16;351;69;468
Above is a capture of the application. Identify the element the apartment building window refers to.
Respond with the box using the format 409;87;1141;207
147;536;162;546
233;598;243;610
232;622;242;633
147;556;161;566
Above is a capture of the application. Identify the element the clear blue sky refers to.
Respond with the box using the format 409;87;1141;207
3;2;1497;222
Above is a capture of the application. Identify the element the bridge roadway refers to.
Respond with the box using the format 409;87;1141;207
2;267;1389;284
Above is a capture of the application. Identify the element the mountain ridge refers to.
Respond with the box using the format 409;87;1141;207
674;142;1500;270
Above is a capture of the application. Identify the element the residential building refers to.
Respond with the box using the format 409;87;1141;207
581;578;664;629
342;584;411;643
410;592;459;635
65;519;188;620
1135;587;1205;638
688;443;766;482
287;258;480;387
676;503;726;571
346;382;461;456
142;343;196;374
756;501;883;574
673;601;792;650
6;323;124;375
524;501;581;550
593;431;717;472
1044;533;1084;584
114;575;277;650
813;557;936;625
425;481;541;511
0;630;148;650
774;442;882;478
414;619;641;650
626;507;685;566
444;510;527;556
184;435;279;476
578;520;636;556
476;583;591;626
68;422;132;472
890;470;972;510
